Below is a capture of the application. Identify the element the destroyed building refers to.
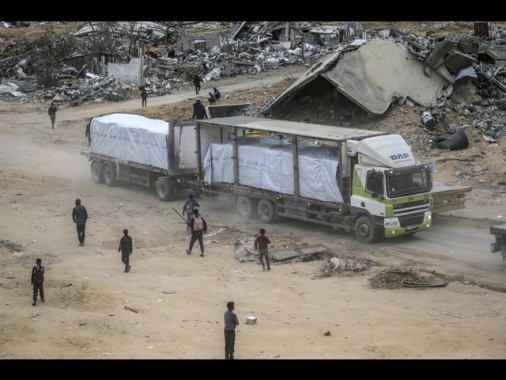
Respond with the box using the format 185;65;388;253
0;21;505;147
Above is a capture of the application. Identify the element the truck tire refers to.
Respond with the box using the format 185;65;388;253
102;162;117;187
354;215;380;244
91;160;103;184
236;195;257;218
257;199;276;224
155;178;175;202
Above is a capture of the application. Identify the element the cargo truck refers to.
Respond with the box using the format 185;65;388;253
81;112;471;244
186;115;437;243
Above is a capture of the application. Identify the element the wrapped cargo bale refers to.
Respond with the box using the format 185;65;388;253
203;136;343;202
90;113;169;169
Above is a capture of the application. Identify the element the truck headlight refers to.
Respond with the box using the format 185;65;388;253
385;218;400;228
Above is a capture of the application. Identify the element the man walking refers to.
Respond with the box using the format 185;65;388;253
224;301;239;360
141;88;147;107
193;74;201;95
118;229;133;273
48;101;57;130
72;198;88;246
31;258;45;306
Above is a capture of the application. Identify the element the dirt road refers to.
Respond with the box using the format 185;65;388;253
1;69;505;359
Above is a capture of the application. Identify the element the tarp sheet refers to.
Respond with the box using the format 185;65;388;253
90;113;169;170
203;136;343;202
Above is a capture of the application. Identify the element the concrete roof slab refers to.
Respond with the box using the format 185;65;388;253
263;38;450;116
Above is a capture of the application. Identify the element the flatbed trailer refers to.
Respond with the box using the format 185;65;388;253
431;181;473;214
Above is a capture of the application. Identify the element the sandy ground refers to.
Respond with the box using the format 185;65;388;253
1;67;506;360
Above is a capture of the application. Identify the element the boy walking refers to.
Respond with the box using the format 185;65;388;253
31;258;45;305
186;209;207;257
118;229;133;273
254;228;271;270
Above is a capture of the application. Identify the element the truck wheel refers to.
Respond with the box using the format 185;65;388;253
354;215;379;244
91;160;103;184
236;195;257;218
156;178;175;202
257;199;276;223
102;162;117;187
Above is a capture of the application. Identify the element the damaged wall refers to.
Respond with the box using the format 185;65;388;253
108;57;143;86
181;34;222;52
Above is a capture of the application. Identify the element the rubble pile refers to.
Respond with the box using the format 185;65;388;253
0;21;325;105
0;20;505;136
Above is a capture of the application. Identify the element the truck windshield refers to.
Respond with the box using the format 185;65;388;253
385;165;432;198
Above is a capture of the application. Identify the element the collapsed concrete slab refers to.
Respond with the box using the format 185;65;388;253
262;38;450;117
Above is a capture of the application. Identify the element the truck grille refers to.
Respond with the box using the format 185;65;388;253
393;199;430;215
392;199;429;227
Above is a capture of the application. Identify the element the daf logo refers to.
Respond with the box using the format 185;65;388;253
390;153;410;160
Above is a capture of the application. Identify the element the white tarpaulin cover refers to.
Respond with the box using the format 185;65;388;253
90;113;169;170
204;136;343;202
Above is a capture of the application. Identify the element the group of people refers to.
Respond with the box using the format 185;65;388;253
33;193;272;359
191;87;220;120
46;81;220;132
179;193;271;359
208;87;220;104
193;74;221;101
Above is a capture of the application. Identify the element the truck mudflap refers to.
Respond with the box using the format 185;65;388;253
431;181;472;214
490;224;506;261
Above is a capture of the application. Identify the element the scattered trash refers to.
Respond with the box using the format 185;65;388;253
246;316;257;325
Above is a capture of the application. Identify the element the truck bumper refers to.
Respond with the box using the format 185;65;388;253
384;220;432;238
383;212;432;238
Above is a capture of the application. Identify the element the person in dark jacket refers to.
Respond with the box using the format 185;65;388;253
118;229;133;273
208;92;217;104
141;88;147;107
213;87;221;100
193;74;201;95
192;99;208;120
31;258;45;306
72;198;88;247
48;101;57;130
